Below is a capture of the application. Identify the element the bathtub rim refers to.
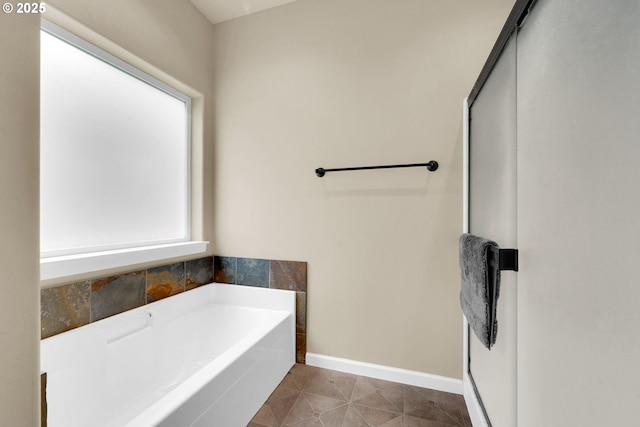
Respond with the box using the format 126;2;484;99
123;308;294;427
41;282;297;427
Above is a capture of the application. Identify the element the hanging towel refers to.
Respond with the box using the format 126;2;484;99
459;233;500;349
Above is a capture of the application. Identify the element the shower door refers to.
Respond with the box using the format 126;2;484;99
466;30;518;427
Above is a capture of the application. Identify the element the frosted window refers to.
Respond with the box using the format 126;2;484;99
40;27;190;257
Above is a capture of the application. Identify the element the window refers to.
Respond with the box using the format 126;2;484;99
40;20;206;280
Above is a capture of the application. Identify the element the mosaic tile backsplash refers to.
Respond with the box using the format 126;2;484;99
41;255;307;363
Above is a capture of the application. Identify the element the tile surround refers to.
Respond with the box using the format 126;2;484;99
295;292;306;334
90;271;146;322
213;255;236;284
214;256;308;291
41;281;90;339
41;372;47;427
185;256;214;290
271;260;307;292
146;262;185;303
41;255;308;363
237;257;270;287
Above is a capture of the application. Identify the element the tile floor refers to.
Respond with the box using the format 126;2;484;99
248;364;472;427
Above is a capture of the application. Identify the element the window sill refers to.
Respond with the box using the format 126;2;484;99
40;241;209;281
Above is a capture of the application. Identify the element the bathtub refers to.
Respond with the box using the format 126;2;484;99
40;283;296;427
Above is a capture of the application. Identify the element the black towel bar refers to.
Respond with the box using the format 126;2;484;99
315;161;438;177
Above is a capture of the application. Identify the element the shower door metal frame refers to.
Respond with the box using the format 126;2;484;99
462;1;537;426
463;97;495;426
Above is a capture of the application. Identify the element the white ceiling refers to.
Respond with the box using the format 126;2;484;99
191;0;299;24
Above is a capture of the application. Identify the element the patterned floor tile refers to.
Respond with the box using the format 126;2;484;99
350;404;401;426
249;364;472;427
319;404;349;426
351;376;404;414
252;405;278;427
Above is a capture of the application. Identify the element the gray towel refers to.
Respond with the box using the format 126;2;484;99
459;233;500;349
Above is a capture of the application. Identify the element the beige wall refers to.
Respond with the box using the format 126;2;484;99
0;0;216;423
0;12;40;427
41;0;217;288
212;0;513;378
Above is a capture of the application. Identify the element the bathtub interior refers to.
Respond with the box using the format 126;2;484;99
41;283;296;427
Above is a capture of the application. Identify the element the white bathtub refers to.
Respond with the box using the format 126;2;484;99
41;283;296;427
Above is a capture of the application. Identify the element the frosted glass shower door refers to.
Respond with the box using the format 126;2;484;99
468;32;517;427
516;0;640;425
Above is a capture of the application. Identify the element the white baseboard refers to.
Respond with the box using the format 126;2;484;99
305;353;462;395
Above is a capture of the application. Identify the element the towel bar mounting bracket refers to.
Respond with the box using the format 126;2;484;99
499;249;518;272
